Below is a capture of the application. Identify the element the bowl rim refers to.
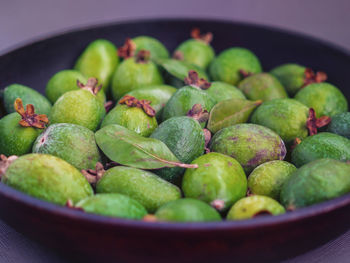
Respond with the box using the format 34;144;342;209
1;17;350;232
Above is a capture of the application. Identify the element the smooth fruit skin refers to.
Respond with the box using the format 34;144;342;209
96;166;181;213
248;160;297;201
270;63;306;96
205;81;246;104
174;39;215;69
132;36;169;60
155;198;221;222
291;132;350;167
182;152;247;211
3;84;52;115
251;98;309;144
327;112;350;139
49;89;106;131
280;158;350;209
227;195;285;220
74;39;119;93
32;123;101;170
209;47;262;85
209;124;286;173
76;193;147;219
101;104;158;137
111;58;164;100
2;154;93;205
238;73;288;101
0;113;42;156
294;82;348;117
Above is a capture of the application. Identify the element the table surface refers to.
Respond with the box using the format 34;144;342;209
0;0;349;262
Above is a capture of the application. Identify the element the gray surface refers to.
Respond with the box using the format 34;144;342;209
0;0;349;262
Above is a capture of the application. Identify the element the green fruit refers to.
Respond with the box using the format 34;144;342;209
32;123;101;170
132;36;169;60
162;86;215;121
76;193;147;219
101;104;158;137
209;47;262;85
227;195;285;220
111;56;163;100
50;89;105;131
270;63;306;96
150;116;205;184
182;152;247;211
2;84;52;115
2;153;93;205
209;124;286;173
251;98;309;144
291;132;350;167
74;39;119;92
205;81;246;104
96;166;181;213
0;113;42;156
155;198;221;222
238;73;288;101
295;83;348;117
248;160;297;200
280;158;350;209
327;112;350;139
174;39;215;69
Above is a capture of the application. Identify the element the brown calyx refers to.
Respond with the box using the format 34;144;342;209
210;199;225;211
119;95;156;117
306;108;331;136
81;162;105;187
302;68;327;88
118;38;136;59
14;98;49;129
187;104;209;124
184;70;211;90
291;137;302;150
135;50;151;63
239;69;254;79
65;199;84;211
104;101;114;113
191;28;213;44
203;128;211;154
77;77;102;96
252;210;273;218
0;155;18;178
173;50;184;60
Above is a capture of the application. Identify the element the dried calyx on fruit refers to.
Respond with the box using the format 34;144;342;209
135;50;151;63
302;68;327;88
118;38;136;59
306;108;331;136
119;95;156;117
184;70;211;90
191;28;213;44
77;77;102;96
239;69;254;79
14;98;49;129
172;50;184;60
0;155;18;178
81;162;105;187
187;104;209;123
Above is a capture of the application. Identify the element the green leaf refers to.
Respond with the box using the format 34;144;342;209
208;99;262;133
95;124;198;169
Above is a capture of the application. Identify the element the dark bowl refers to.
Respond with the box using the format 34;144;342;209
0;18;350;263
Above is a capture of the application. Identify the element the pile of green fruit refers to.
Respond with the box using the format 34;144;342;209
1;29;350;223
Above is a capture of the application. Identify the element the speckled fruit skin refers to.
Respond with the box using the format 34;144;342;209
280;158;350;210
2;84;52;115
150;116;205;184
111;58;163;100
327;112;350;139
96;166;181;213
205;81;246;104
162;85;216;122
49;89;106;131
209;47;262;85
209;124;286;173
270;63;306;96
2;154;93;205
295;82;348;118
155;198;221;222
101;104;157;137
32;123;101;171
238;73;288;101
182;152;247;211
174;39;215;69
76;193;147;219
227;195;285;220
0;113;42;156
291;132;350;167
248;160;297;201
74;39;119;93
132;36;169;60
251;98;309;144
